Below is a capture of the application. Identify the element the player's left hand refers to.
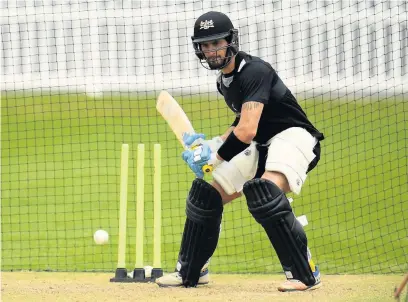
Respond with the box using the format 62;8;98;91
182;144;212;178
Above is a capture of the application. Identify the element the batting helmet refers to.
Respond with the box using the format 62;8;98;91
191;11;239;69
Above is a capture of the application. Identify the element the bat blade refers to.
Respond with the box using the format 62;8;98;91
156;90;194;149
156;91;213;174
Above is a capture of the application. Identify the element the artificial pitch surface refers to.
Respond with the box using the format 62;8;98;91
1;272;404;302
1;92;407;274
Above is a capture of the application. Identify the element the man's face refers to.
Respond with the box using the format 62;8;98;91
200;39;229;69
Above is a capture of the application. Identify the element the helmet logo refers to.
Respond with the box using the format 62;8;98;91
200;20;214;30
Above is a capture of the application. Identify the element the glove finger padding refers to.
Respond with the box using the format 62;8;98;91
212;142;259;195
183;132;205;148
192;145;212;165
182;149;205;178
182;150;193;162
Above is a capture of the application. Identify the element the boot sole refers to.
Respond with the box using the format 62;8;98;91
278;281;322;292
156;281;209;288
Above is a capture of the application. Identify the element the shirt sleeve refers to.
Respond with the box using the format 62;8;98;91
239;62;275;104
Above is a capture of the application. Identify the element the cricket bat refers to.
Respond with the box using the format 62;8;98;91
156;91;213;173
394;274;408;300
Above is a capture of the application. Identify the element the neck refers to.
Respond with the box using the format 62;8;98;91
221;55;236;74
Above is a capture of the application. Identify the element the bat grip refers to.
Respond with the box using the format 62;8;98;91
202;164;213;173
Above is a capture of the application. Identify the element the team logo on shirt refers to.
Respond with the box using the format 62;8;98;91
200;20;214;30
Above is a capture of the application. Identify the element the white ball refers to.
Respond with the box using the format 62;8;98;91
144;266;153;278
93;229;109;245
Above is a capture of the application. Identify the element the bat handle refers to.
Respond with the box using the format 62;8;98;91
202;164;213;173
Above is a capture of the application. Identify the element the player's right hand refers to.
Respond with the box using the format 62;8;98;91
182;132;205;148
182;149;207;178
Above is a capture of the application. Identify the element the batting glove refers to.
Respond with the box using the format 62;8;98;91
182;132;205;149
182;144;212;178
183;132;224;153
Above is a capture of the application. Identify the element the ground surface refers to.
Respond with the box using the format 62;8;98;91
1;272;405;302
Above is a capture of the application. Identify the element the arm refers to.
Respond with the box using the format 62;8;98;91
221;126;235;141
216;62;272;161
233;101;264;143
216;102;263;161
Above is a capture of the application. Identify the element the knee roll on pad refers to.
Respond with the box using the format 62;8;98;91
244;178;292;223
243;179;316;286
185;179;223;226
178;179;223;287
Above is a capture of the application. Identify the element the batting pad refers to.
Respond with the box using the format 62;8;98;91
178;179;223;287
243;178;316;286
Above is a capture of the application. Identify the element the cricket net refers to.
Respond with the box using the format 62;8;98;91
1;0;407;274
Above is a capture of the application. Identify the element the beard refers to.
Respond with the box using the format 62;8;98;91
206;56;227;70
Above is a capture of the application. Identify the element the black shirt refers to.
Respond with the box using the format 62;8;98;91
216;51;324;144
